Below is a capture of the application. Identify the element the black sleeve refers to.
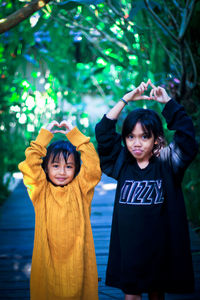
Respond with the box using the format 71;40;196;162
95;115;123;179
161;99;198;178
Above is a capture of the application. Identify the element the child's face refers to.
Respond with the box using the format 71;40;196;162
125;122;155;164
47;153;76;186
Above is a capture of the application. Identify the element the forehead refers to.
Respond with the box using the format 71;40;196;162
131;122;146;134
49;152;75;164
130;122;154;138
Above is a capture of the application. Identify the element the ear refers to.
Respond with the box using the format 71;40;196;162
154;139;158;145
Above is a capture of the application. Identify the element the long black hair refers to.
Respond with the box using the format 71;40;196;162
122;108;166;156
42;140;81;179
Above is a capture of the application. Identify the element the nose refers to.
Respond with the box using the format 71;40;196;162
59;167;66;175
134;138;141;146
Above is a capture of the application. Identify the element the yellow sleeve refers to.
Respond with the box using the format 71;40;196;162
18;128;53;201
66;127;101;201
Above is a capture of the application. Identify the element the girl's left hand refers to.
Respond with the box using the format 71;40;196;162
45;120;60;133
55;120;74;134
149;84;171;103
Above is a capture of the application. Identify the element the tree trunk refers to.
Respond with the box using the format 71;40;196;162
0;0;51;34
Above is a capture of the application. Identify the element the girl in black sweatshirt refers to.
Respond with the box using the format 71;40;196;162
95;80;198;300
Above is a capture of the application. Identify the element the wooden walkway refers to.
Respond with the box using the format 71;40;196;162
0;174;200;299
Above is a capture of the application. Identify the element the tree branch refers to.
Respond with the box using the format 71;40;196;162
179;0;196;41
185;40;197;89
144;0;179;44
172;0;184;10
154;32;181;77
0;0;51;34
162;0;179;32
47;12;128;68
179;40;187;99
84;6;135;54
107;0;124;18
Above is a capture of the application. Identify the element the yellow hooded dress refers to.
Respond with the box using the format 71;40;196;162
18;127;101;300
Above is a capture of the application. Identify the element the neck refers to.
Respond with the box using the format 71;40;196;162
137;160;149;169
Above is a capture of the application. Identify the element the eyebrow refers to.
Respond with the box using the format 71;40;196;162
129;132;148;135
50;161;74;165
130;129;151;136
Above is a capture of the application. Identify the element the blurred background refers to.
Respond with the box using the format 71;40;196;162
0;0;199;227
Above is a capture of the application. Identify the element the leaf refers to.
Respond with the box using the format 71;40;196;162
23;54;38;66
55;0;105;10
128;0;160;19
57;0;105;4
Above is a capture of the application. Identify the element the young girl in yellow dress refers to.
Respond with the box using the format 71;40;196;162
19;119;101;300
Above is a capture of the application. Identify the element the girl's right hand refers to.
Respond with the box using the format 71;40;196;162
45;120;60;133
150;86;171;103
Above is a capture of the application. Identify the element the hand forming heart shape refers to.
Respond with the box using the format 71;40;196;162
46;120;74;134
122;79;171;104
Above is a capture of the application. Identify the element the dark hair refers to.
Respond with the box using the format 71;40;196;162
42;140;81;180
122;108;166;156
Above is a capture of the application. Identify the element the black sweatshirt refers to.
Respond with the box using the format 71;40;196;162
95;99;198;294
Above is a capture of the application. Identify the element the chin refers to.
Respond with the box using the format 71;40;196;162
49;180;67;187
57;182;68;186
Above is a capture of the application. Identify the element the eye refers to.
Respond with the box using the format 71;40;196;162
142;134;149;140
66;165;72;169
127;134;134;140
52;164;59;168
66;164;75;169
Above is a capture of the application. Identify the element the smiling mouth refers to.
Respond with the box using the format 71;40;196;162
56;178;67;181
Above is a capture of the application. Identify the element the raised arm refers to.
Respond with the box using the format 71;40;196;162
96;80;157;178
106;80;153;120
147;84;198;176
95;113;123;179
161;98;198;178
18;122;57;199
58;120;101;201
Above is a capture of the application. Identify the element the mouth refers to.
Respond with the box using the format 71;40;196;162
133;149;143;155
56;177;67;181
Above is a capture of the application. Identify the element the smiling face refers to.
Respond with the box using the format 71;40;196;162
47;153;76;186
125;122;156;167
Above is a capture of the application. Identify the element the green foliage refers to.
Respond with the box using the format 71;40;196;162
0;0;199;226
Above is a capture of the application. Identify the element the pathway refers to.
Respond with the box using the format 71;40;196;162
0;174;200;299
